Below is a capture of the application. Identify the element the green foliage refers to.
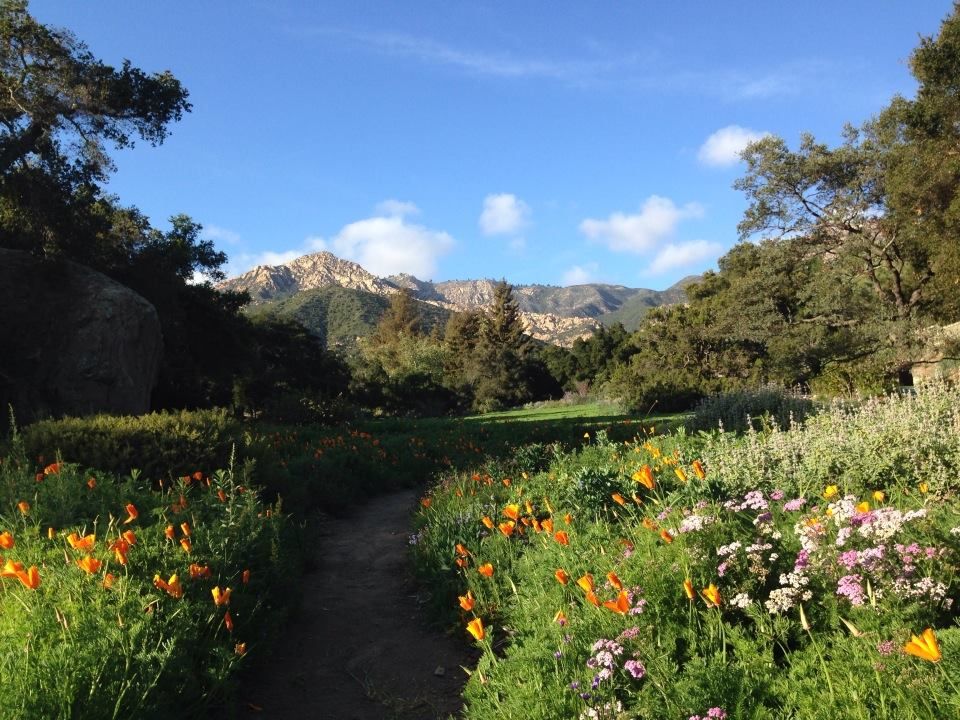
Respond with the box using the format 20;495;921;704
17;409;241;480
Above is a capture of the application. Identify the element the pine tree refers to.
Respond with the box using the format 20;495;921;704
473;281;533;411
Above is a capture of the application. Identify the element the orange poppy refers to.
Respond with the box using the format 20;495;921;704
903;627;941;663
606;572;623;591
498;521;516;537
43;462;62;475
576;574;595;593
102;572;115;589
603;590;630;615
86;477;97;490
420;497;432;508
189;563;212;580
701;583;721;608
77;556;102;574
224;610;234;633
477;563;494;577
180;538;192;554
180;522;191;537
584;591;601;607
455;543;471;557
164;525;176;540
122;530;137;546
555;569;571;585
692;460;706;480
235;642;247;656
481;516;495;530
632;465;655;490
541;518;554;534
563;513;573;525
683;578;695;600
242;569;251;584
659;529;674;544
466;617;485;641
554;531;570;546
0;531;13;550
458;590;475;612
217;489;228;503
67;532;95;552
16;501;29;515
212;586;232;606
503;504;520;521
611;493;627;507
154;573;184;599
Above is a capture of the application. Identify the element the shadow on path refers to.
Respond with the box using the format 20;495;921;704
241;488;470;719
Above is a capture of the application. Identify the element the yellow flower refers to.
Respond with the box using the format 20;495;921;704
674;467;688;483
466;617;485;641
872;490;885;503
903;627;941;663
823;485;838;499
919;482;929;494
212;586;232;607
855;501;870;513
692;460;706;480
576;574;595;593
683;578;695;600
553;610;567;625
502;504;520;521
701;583;721;608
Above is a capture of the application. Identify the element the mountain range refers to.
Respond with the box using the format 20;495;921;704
218;251;695;347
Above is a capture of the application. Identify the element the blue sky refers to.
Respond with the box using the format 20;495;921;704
30;1;952;289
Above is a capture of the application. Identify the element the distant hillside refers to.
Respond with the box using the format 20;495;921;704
598;276;697;331
247;286;449;350
219;251;693;346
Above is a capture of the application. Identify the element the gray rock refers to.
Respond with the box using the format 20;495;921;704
0;249;162;423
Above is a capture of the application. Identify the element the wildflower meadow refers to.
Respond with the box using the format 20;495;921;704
412;382;960;719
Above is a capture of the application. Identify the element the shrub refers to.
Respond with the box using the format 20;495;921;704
17;409;241;481
686;385;817;434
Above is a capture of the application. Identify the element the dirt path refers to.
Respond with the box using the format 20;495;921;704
241;488;471;719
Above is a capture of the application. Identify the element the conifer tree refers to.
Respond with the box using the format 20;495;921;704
473;281;533;411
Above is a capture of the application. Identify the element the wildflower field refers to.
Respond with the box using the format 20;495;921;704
413;383;960;719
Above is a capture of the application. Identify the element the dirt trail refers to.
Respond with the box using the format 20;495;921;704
241;488;470;719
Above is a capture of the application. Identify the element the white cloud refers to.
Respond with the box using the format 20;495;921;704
562;263;599;286
697;125;771;167
647;240;723;274
375;199;420;217
201;224;241;245
480;193;530;236
331;216;453;278
579;195;703;254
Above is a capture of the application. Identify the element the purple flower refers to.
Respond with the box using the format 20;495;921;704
877;640;895;656
569;681;580;690
624;659;646;679
707;709;728;719
837;574;866;606
838;549;859;570
770;489;785;501
783;497;806;512
793;549;810;571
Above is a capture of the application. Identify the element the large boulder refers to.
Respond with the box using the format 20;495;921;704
0;249;162;425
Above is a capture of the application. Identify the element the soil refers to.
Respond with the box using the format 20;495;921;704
240;488;471;719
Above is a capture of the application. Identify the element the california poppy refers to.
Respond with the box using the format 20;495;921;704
563;513;573;525
77;555;102;574
43;462;62;475
212;586;232;606
584;591;601;607
224;610;234;633
701;583;721;608
481;516;494;530
0;531;13;549
683;578;695;600
455;543;471;557
16;501;29;515
541;518;554;534
576;574;595;593
235;642;247;656
603;590;630;615
606;572;623;591
164;525;176;540
554;531;570;546
122;530;137;546
692;460;706;480
466;617;485;641
477;563;494;577
180;522;191;537
904;627;942;663
15;565;39;590
555;569;571;585
458;590;475;611
674;467;688;483
823;485;838;499
86;477;97;490
632;465;655;490
503;504;520;521
242;569;251;584
154;573;184;599
180;538;192;554
189;563;212;580
67;532;95;552
659;529;674;544
611;493;627;507
498;521;516;537
855;501;870;513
